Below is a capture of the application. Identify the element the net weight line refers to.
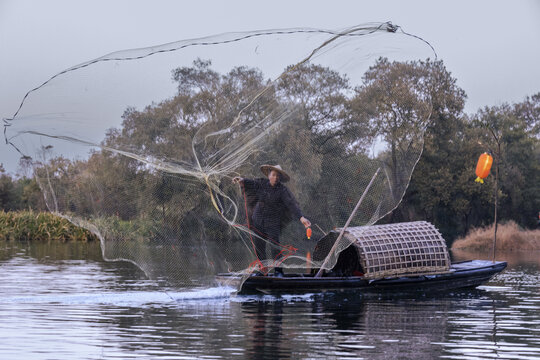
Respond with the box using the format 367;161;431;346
315;167;381;278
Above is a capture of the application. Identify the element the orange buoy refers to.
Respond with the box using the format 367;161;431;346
306;251;311;274
475;152;493;184
306;227;312;239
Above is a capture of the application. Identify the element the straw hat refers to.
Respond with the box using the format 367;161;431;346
260;164;290;183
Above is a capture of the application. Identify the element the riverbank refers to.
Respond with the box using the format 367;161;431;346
451;221;540;251
0;210;97;242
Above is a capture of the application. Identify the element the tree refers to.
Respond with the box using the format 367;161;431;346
396;59;472;238
513;92;540;137
0;164;15;210
474;103;540;229
276;64;356;154
351;58;434;216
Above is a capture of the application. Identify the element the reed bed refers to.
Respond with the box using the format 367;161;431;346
451;221;540;251
0;210;98;242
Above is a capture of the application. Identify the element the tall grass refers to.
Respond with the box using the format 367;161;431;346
451;221;540;251
0;210;98;242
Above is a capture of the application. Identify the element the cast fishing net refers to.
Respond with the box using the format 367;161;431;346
3;22;436;290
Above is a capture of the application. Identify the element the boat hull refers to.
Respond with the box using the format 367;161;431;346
216;260;507;294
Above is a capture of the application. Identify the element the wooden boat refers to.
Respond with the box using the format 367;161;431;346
216;221;507;294
217;259;507;294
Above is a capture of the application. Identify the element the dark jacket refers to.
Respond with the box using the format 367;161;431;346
243;178;303;240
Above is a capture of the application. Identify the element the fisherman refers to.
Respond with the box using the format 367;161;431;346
233;165;311;276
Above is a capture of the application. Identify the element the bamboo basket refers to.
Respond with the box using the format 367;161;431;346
314;221;451;279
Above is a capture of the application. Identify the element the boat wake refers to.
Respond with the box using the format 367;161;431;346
0;286;318;306
0;286;237;306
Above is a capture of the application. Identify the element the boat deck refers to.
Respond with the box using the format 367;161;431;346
216;260;507;294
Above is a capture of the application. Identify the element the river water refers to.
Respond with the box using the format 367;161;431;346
0;241;539;359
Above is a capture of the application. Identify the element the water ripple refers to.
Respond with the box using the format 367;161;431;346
1;245;539;359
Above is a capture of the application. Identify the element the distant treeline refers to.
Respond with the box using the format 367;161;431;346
1;58;538;242
0;171;47;212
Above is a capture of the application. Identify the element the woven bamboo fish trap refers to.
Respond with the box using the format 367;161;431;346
314;221;451;279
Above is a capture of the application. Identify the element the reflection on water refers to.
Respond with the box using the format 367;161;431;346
0;242;539;359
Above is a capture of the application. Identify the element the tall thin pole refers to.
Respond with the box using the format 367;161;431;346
492;142;500;263
488;128;501;264
315;167;381;278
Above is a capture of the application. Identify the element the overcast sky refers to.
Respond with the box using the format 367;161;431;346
1;0;539;173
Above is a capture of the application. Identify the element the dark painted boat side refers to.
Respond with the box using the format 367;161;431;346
215;260;507;294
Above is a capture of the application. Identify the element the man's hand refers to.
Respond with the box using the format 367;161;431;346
300;216;311;228
232;177;244;184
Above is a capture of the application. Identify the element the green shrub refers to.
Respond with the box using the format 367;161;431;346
0;210;98;242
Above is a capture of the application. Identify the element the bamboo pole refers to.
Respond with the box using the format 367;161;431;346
492;141;500;263
488;128;501;264
315;167;381;278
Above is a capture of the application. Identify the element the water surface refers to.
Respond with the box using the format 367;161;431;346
1;241;539;359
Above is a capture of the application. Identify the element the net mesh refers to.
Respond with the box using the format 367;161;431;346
3;22;436;290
